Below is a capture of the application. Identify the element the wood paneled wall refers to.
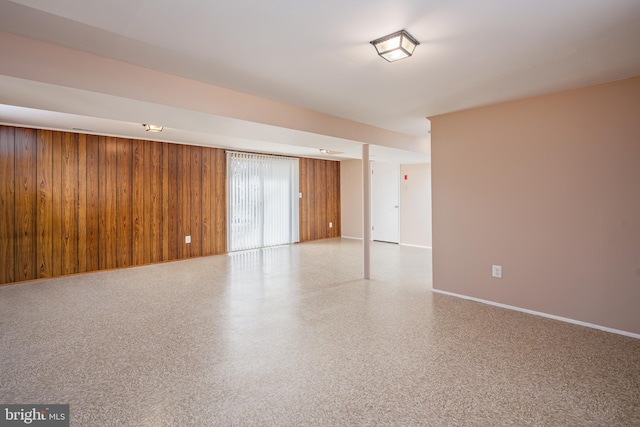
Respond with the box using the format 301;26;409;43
299;158;341;242
0;126;226;285
0;125;341;285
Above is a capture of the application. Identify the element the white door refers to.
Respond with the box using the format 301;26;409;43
371;162;400;243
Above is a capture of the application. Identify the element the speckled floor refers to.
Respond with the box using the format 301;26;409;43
1;238;639;426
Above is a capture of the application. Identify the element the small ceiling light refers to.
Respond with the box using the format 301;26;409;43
319;149;344;155
370;30;419;62
143;124;163;132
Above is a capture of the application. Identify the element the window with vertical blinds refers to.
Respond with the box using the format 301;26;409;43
227;152;300;252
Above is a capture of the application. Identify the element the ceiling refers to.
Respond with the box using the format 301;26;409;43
1;0;639;162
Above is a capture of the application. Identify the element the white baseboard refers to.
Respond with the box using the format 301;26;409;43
431;289;640;340
400;243;432;249
341;237;432;250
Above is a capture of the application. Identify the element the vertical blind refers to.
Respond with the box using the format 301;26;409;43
227;152;300;252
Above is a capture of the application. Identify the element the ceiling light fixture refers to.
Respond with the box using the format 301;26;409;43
319;149;344;155
370;30;419;62
143;123;163;132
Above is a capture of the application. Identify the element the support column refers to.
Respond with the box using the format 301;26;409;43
362;144;371;280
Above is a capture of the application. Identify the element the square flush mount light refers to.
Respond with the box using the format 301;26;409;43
370;30;419;62
143;123;163;132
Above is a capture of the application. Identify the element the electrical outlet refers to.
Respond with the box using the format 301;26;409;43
492;265;502;278
185;235;191;244
329;222;333;228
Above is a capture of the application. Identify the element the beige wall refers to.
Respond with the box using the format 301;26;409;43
0;31;427;154
430;76;640;335
341;159;432;246
400;163;432;247
340;159;363;239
